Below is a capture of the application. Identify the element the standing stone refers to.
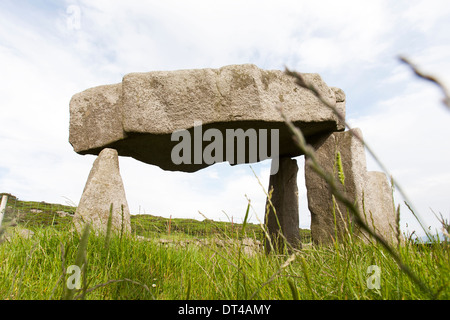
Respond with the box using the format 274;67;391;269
363;171;399;245
265;157;301;253
73;148;131;235
305;128;367;245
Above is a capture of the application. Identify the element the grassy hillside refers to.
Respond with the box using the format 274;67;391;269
0;193;312;242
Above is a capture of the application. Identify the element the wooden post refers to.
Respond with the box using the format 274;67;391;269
0;195;8;228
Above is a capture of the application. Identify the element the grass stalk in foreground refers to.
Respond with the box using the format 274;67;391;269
1;221;448;299
282;68;437;298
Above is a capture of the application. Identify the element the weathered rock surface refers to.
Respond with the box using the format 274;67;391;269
331;87;346;131
305;128;367;245
73;148;131;235
363;171;399;245
69;64;345;172
305;129;400;245
69;84;124;153
265;157;301;252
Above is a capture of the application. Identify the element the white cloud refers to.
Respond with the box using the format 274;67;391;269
55;0;399;75
294;1;394;71
402;0;450;34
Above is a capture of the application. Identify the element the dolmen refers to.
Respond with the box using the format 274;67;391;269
69;64;399;249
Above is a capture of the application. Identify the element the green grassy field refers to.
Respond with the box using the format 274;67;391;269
0;194;311;241
0;194;448;300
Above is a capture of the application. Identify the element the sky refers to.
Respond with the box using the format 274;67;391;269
0;0;449;238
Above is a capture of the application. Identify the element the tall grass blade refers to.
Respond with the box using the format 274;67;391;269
63;223;90;300
399;56;450;110
287;279;299;300
105;203;113;251
185;277;191;300
242;201;250;235
299;255;316;299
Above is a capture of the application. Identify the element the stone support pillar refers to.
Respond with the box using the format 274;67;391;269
305;129;367;245
363;171;399;245
73;148;131;235
265;157;301;253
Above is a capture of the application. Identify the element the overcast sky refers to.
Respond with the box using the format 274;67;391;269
1;0;449;237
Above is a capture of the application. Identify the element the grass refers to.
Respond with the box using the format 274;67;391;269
0;197;448;300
